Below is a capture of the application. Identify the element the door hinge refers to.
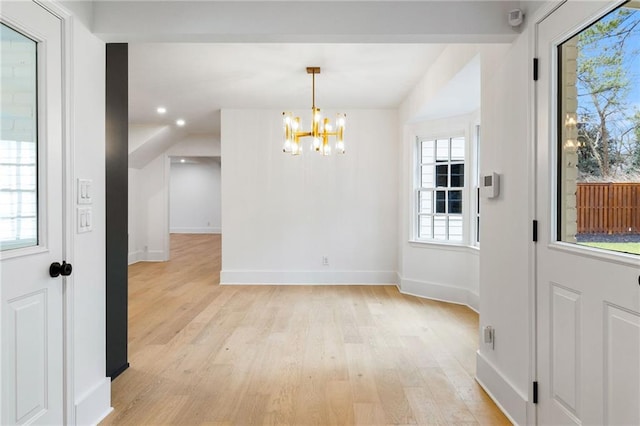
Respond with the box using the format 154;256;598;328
533;58;539;81
533;220;538;242
533;381;539;404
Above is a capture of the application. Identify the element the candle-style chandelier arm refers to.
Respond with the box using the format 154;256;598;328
282;67;346;156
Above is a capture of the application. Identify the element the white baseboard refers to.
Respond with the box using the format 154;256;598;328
475;350;528;425
466;291;479;313
145;249;167;262
220;270;397;285
170;227;221;234
128;250;167;264
397;275;479;312
128;250;142;265
75;377;112;426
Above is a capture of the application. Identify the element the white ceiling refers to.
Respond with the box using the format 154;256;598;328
128;43;446;134
169;156;220;165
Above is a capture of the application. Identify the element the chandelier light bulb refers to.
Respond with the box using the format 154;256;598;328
283;112;294;152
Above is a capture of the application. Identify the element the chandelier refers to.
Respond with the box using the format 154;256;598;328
282;67;346;156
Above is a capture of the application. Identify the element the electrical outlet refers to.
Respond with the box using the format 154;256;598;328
322;256;329;266
483;326;495;349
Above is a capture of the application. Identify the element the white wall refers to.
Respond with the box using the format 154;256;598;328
170;159;221;234
400;45;484;124
128;155;170;263
60;1;93;29
127;167;140;264
398;114;481;311
68;16;112;426
167;134;220;157
128;123;167;153
220;109;398;284
396;45;489;310
475;33;534;426
129;134;219;263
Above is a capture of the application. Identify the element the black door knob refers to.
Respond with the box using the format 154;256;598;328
61;261;72;276
50;262;61;277
50;261;72;278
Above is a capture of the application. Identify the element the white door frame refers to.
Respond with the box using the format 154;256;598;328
33;1;75;424
530;3;575;424
528;3;569;424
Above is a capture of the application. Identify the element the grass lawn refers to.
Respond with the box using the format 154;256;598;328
579;242;640;255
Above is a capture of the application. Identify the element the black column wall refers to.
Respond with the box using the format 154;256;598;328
105;43;129;379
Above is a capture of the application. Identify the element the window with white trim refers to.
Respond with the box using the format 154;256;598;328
416;136;465;242
473;125;481;245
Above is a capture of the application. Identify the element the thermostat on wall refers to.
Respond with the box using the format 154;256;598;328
481;172;500;199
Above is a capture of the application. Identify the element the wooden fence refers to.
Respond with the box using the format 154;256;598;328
576;183;640;234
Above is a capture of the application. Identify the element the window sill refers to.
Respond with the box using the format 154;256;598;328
408;240;480;254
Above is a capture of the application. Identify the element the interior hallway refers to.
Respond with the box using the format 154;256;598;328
103;234;509;425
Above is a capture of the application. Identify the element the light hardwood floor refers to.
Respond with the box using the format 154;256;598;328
103;234;510;425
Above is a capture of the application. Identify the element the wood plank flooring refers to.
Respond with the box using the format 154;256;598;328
102;234;510;425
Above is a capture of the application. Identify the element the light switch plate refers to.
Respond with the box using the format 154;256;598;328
77;178;92;204
77;207;92;233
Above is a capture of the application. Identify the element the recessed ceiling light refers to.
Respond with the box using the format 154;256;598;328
156;106;167;114
180;158;185;163
176;119;185;126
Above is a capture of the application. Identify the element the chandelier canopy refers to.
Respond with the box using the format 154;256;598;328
282;67;346;156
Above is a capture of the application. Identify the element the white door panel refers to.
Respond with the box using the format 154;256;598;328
1;1;65;424
536;1;640;425
605;305;640;425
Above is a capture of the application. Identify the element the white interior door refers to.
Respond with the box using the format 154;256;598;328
536;1;640;425
1;1;65;424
